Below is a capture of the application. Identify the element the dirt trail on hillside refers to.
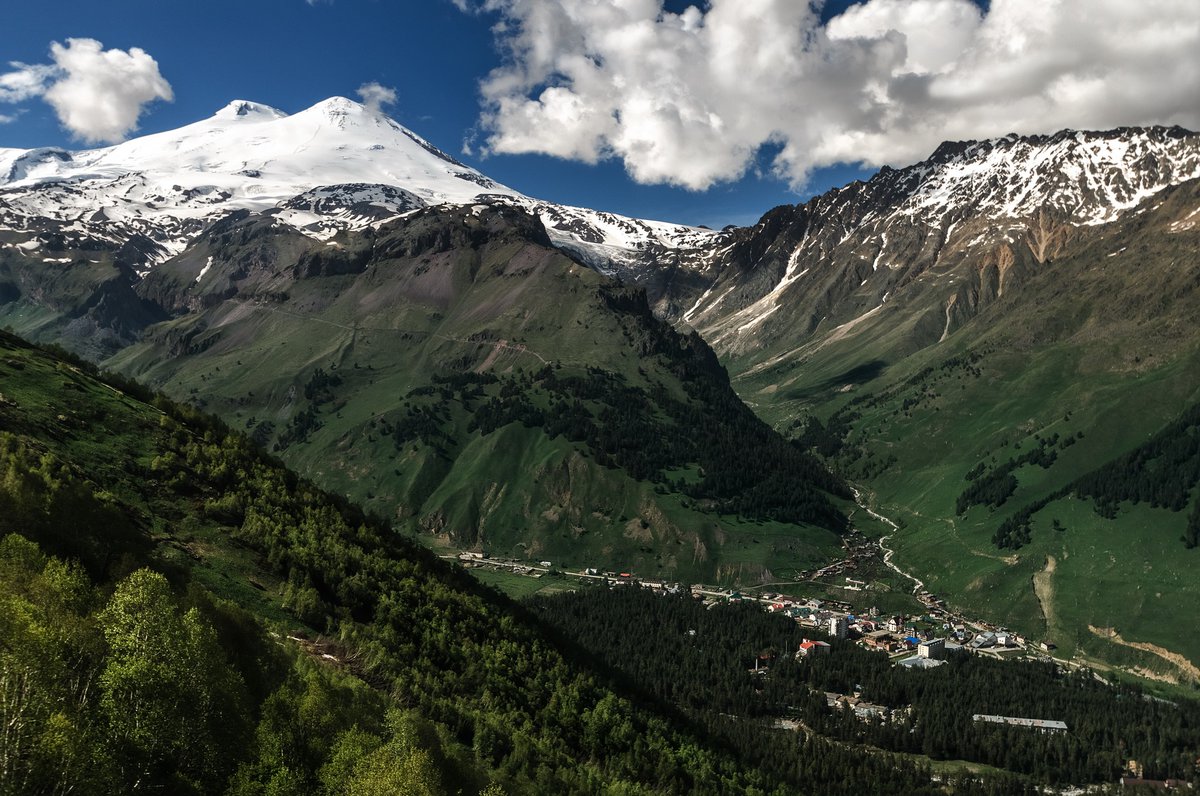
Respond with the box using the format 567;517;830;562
903;510;1017;564
1088;625;1200;683
468;338;549;368
1032;555;1057;632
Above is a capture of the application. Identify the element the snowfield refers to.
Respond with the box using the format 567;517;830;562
0;96;721;268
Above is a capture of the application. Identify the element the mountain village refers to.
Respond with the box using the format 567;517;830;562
451;547;1055;667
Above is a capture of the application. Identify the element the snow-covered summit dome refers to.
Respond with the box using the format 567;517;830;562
0;97;718;269
211;100;288;121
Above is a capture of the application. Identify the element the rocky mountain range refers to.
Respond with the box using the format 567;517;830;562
2;98;1200;680
5;96;1195;372
651;126;1200;368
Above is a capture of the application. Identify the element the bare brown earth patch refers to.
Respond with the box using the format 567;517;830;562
1031;555;1057;632
624;517;653;543
1088;625;1200;684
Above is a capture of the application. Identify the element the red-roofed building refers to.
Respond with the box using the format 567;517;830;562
797;639;831;658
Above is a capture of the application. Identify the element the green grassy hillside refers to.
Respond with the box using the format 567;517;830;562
747;180;1200;685
85;205;847;581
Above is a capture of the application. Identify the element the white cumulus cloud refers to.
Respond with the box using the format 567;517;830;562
0;38;172;144
461;0;1200;190
825;0;982;75
357;81;398;113
0;63;57;103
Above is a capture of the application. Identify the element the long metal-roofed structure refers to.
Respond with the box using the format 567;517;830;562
972;715;1068;733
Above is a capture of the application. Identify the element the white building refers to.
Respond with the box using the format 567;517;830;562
829;615;849;639
973;715;1068;734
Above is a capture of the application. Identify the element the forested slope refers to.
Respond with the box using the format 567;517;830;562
0;329;932;794
0;329;754;793
83;204;848;581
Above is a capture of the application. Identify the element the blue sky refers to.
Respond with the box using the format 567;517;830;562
0;0;877;228
2;0;1195;229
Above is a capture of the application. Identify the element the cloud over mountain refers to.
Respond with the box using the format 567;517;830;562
463;0;1200;190
0;38;172;143
357;81;397;113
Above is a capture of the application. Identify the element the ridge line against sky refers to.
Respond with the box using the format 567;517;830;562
1;0;1198;229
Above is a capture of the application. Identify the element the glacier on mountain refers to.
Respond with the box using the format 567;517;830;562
0;96;720;270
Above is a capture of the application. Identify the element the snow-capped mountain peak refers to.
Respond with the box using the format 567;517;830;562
898;126;1200;226
670;125;1200;354
0;95;508;207
0;96;717;271
211;99;288;121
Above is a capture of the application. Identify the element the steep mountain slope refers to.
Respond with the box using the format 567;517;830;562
659;127;1199;376
93;203;848;582
0;329;935;795
13;330;1198;795
4;97;1199;685
0;99;845;583
781;176;1200;685
593;126;1200;683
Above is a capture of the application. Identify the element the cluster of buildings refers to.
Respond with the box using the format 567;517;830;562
457;553;1090;747
825;692;909;723
1120;760;1196;790
457;551;550;577
458;553;1053;672
455;555;1093;756
738;587;1038;669
796;530;878;583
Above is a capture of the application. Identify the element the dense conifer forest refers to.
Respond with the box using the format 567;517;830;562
1070;402;1200;547
530;587;1200;788
987;401;1200;549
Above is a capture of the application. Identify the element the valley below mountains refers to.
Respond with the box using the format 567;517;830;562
2;97;1200;686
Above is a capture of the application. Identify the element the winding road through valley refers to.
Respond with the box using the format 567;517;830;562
851;486;925;594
